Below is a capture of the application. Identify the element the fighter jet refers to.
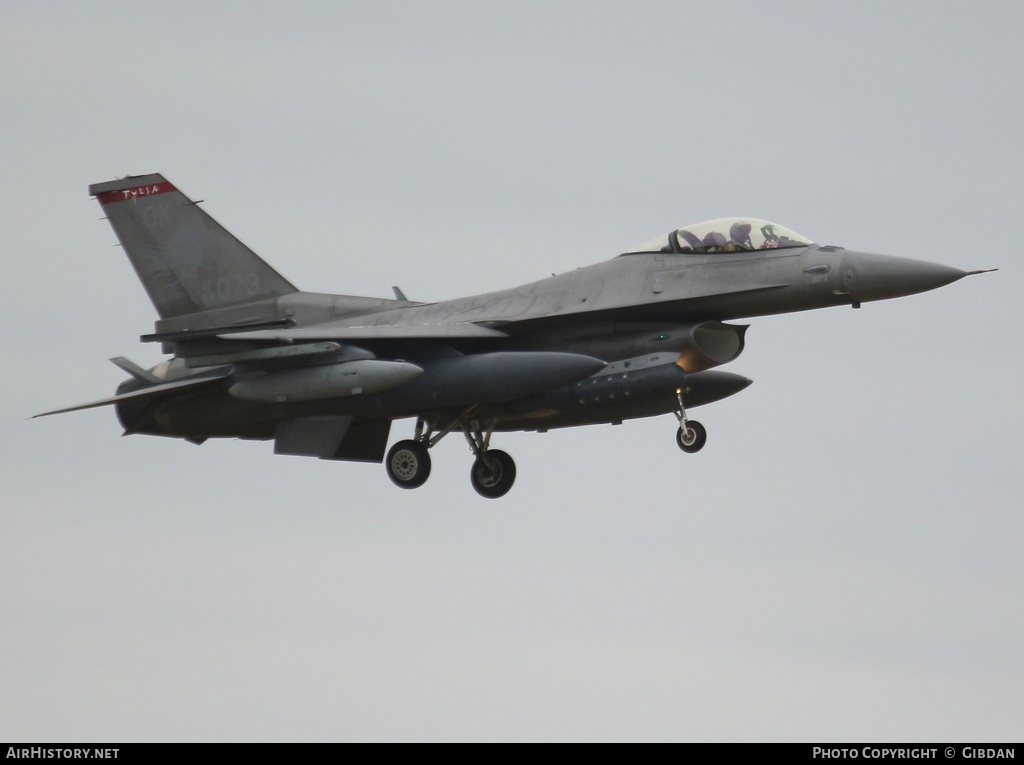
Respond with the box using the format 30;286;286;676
36;174;993;497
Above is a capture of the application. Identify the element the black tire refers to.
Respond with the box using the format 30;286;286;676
676;421;707;453
470;449;517;498
386;440;431;489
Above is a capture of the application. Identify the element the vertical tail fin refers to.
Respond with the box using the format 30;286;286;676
90;174;297;319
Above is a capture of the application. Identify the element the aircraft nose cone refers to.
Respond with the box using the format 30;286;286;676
842;252;966;303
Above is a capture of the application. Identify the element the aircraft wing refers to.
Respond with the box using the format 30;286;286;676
33;373;228;418
224;322;509;342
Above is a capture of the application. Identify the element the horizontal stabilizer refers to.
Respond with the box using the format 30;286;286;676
33;373;227;418
226;322;510;342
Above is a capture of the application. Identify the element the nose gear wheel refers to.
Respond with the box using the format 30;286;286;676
676;421;707;453
673;387;707;453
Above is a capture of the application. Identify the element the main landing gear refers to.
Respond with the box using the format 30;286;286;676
385;439;431;489
384;411;518;498
674;387;707;454
465;433;516;499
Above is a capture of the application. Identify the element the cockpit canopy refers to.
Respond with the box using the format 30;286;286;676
623;218;813;255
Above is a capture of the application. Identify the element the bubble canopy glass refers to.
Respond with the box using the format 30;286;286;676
623;218;813;255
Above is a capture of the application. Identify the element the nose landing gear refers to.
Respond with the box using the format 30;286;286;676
674;388;707;454
676;421;707;453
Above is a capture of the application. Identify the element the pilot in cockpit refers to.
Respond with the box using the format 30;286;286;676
629;219;813;257
701;231;728;252
726;221;753;251
702;221;753;253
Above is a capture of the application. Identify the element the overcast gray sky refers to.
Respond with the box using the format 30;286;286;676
2;0;1021;742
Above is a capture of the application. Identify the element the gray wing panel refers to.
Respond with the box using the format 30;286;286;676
227;323;510;342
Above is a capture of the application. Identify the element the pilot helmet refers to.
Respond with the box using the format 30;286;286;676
702;231;727;249
730;221;752;244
